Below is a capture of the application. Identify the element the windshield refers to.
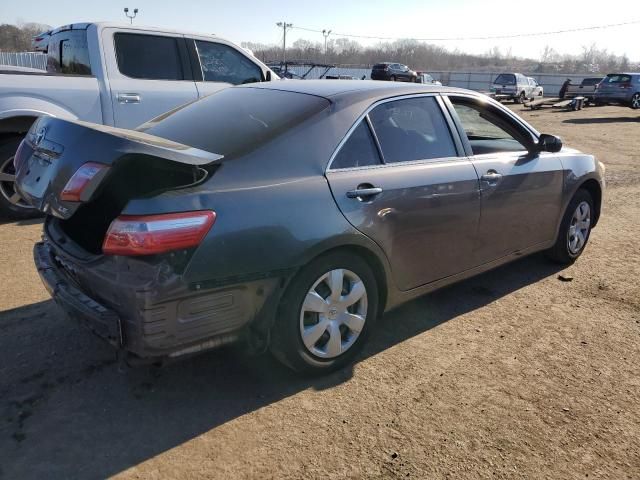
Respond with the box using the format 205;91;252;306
494;74;516;85
146;87;330;157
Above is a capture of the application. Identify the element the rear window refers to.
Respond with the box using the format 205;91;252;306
604;74;632;84
494;74;515;85
47;29;91;75
146;87;329;157
373;64;388;69
114;33;184;80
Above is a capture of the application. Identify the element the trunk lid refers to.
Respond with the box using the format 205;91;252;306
15;116;222;219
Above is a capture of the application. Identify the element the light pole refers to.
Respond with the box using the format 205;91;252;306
276;21;293;64
124;7;139;24
322;29;332;63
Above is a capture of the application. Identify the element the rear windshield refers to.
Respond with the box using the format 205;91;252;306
604;74;631;84
146;87;330;157
494;74;515;85
582;78;603;86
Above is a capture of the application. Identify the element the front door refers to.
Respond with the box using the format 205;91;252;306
102;29;198;129
445;95;564;265
326;95;480;291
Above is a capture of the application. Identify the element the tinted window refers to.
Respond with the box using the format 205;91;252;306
146;88;329;157
494;74;515;85
582;78;603;86
368;97;456;163
195;40;262;85
450;99;527;155
115;33;183;80
332;121;382;169
47;30;91;75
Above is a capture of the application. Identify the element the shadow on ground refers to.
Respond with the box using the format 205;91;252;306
563;116;640;124
0;216;43;227
0;254;563;479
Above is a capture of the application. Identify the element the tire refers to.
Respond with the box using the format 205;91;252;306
514;92;526;104
270;251;379;374
546;189;594;264
0;135;40;220
630;93;640;110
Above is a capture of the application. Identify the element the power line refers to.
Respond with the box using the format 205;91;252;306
292;18;640;42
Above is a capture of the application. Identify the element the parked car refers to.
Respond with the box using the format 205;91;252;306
0;22;276;219
593;73;640;109
566;77;604;102
31;30;52;52
416;72;442;85
371;63;417;82
14;80;604;374
490;73;539;103
526;77;544;97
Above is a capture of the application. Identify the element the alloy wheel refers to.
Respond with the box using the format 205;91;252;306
631;93;640;109
567;201;591;255
299;268;368;359
0;155;33;210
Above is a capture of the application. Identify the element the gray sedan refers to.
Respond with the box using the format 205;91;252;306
15;81;605;374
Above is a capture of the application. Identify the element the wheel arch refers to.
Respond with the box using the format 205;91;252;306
578;178;602;226
0;115;38;135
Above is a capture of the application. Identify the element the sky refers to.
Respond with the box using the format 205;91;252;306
5;0;640;61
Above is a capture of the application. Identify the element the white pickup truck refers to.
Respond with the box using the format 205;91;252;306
0;22;276;218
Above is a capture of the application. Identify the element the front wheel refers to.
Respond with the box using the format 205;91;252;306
270;252;379;374
630;93;640;110
0;135;40;220
546;189;594;264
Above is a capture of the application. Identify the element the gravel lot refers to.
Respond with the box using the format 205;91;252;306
1;105;639;479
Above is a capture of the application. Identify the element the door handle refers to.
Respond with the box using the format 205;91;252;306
117;93;141;104
481;171;503;182
346;187;383;199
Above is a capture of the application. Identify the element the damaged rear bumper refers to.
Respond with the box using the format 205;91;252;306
34;229;287;362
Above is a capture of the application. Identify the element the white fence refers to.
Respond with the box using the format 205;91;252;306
0;52;47;71
283;65;598;96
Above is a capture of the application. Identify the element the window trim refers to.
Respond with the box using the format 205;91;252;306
113;32;191;81
326;93;466;172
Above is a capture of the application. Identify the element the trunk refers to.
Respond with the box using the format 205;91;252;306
15;116;222;254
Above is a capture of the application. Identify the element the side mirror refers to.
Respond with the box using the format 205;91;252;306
536;133;563;153
265;70;272;82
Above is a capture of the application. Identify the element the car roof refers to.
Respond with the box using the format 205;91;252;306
243;79;466;101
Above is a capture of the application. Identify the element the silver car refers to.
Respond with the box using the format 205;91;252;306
16;81;604;374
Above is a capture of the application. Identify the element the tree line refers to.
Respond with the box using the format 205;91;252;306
0;23;51;52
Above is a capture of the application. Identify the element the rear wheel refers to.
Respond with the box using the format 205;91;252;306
0;135;40;220
546;189;594;264
270;252;379;374
514;92;526;104
630;93;640;110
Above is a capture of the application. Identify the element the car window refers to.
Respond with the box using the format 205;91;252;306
449;99;528;155
494;74;515;85
604;74;632;84
195;40;263;85
47;29;92;75
331;121;382;169
114;33;183;80
368;97;457;163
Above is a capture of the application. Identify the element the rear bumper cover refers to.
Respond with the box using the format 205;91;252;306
34;234;285;361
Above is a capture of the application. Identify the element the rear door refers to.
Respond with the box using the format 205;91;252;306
445;95;564;265
101;28;199;129
326;95;480;291
187;38;265;98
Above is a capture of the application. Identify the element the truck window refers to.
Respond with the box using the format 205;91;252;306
47;29;92;75
494;74;515;85
114;33;184;80
194;40;262;85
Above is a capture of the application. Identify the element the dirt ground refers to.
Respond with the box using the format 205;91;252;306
1;105;639;479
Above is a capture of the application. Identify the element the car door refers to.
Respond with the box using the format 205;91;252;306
326;95;481;291
444;95;564;265
188;39;266;98
102;29;199;129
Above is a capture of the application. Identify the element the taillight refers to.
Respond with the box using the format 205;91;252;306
60;162;109;202
620;83;632;89
12;139;27;170
102;211;216;256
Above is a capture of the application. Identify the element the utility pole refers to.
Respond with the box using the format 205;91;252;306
322;29;332;63
276;21;293;63
124;7;138;24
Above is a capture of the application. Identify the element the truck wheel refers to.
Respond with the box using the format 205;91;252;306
514;92;525;104
0;136;40;220
270;252;379;374
631;93;640;110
